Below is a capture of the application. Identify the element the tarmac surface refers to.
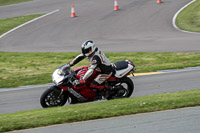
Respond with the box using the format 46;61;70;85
0;0;200;52
1;69;200;114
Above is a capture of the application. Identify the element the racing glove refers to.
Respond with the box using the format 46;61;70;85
72;79;85;87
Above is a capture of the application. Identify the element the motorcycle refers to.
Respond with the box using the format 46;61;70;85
40;60;136;108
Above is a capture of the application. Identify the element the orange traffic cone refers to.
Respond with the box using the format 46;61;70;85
157;0;162;3
114;0;119;11
71;4;76;17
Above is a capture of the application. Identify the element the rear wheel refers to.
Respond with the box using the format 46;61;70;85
107;77;134;100
40;86;68;108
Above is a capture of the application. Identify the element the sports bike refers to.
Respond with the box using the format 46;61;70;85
40;60;136;108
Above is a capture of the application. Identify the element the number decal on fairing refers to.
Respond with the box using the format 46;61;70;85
68;88;87;101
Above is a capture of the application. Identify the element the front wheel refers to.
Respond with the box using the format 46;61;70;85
107;77;134;100
40;86;68;108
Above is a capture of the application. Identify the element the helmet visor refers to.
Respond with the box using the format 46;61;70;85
82;47;91;56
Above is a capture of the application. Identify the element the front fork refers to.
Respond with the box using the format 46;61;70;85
57;88;64;98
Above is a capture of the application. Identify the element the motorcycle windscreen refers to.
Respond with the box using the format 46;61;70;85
52;69;65;85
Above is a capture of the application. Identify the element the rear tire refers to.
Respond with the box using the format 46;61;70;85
40;86;68;108
107;77;134;100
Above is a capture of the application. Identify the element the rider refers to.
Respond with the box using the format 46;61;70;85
68;40;113;97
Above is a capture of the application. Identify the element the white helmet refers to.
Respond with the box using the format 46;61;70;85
81;40;97;57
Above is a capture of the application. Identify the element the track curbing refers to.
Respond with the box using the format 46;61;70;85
1;66;200;92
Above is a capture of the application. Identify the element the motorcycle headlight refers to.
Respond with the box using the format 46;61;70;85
57;69;64;75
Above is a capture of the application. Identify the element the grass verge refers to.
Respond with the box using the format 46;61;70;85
0;14;43;36
0;0;32;6
176;0;200;32
0;89;200;132
0;52;200;88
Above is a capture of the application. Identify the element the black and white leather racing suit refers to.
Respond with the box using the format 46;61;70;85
70;48;113;90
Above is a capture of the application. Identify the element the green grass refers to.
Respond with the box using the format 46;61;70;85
0;89;199;132
176;0;200;32
0;14;43;36
0;0;32;6
0;52;200;88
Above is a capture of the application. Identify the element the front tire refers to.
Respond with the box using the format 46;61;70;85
40;86;68;108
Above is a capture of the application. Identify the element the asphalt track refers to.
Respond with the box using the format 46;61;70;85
0;69;200;114
0;0;200;52
0;0;200;132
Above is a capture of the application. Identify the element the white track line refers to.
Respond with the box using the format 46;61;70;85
0;9;60;39
172;0;200;34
